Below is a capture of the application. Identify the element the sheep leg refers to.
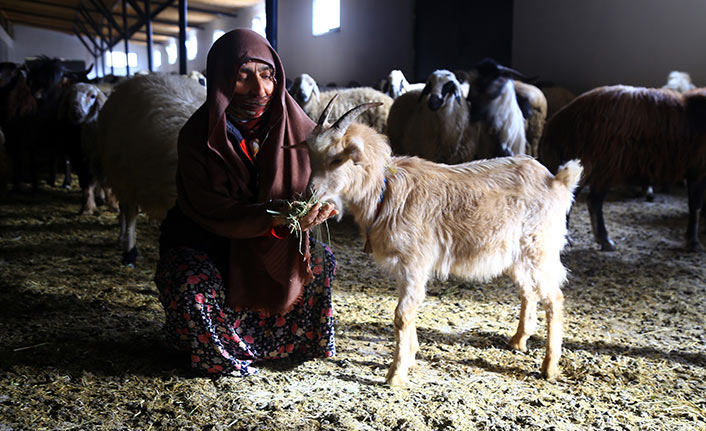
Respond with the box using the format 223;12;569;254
587;188;615;251
685;177;706;252
540;287;564;380
80;179;97;215
119;202;139;267
386;275;427;387
509;293;538;352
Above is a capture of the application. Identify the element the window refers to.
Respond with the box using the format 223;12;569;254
251;14;266;38
106;51;137;68
212;29;225;45
312;0;340;36
166;40;177;65
153;50;162;69
186;31;198;61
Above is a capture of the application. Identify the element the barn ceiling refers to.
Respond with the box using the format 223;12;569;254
0;0;261;49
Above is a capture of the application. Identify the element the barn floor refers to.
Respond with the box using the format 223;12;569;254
0;180;705;431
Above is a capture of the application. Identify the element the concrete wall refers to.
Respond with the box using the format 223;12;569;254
277;0;415;87
512;0;706;94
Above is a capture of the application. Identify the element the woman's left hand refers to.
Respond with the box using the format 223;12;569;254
298;202;338;231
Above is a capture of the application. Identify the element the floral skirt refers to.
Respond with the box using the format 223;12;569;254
153;240;336;376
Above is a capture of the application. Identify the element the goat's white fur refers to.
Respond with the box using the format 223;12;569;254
484;79;527;156
306;108;582;386
96;74;206;261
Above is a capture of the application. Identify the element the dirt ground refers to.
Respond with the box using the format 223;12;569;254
0;181;705;431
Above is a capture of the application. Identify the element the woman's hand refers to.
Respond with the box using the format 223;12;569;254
298;202;338;231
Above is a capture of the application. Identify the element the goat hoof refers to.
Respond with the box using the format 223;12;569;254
508;336;527;352
540;361;560;380
385;373;409;387
121;246;139;267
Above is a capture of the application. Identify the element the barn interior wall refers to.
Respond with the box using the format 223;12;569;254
277;0;415;88
512;0;706;94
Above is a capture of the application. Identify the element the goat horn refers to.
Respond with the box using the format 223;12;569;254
496;64;531;81
317;94;339;127
331;102;383;134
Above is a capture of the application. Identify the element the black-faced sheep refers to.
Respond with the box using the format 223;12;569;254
306;98;582;386
288;73;393;134
540;84;706;252
96;74;206;266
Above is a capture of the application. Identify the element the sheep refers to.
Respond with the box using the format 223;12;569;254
540;85;576;122
306;97;582;386
289;73;393;133
387;70;480;164
466;59;530;157
96;74;206;266
539;84;706;252
663;70;696;93
376;69;425;99
388;67;526;165
59;82;114;215
513;80;547;158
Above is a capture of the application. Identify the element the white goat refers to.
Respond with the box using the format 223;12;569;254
289;73;393;133
96;74;206;266
306;98;582;386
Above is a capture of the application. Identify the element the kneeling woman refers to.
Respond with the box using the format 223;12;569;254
154;29;338;376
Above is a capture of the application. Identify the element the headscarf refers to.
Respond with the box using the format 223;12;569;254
175;29;316;315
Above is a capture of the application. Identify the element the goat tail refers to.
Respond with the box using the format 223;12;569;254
554;159;583;192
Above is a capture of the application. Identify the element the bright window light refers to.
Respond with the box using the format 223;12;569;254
153;50;162;69
312;0;340;36
251;15;266;38
127;52;137;68
212;29;225;45
106;51;130;68
186;31;198;61
166;40;177;65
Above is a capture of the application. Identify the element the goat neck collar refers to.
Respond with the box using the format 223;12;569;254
363;167;395;253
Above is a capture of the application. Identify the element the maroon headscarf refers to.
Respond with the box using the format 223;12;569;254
175;29;316;314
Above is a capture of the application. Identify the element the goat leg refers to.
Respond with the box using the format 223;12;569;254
386;275;426;387
540;288;564;380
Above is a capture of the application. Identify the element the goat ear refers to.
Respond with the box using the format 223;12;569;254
346;138;364;165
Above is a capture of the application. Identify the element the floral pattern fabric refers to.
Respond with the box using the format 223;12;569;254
154;239;336;376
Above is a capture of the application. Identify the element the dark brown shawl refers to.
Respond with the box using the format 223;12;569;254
176;29;315;314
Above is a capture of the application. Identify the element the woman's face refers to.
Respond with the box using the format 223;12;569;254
234;60;275;97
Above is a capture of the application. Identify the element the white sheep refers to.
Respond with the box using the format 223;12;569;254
96;74;206;266
306;98;582;386
377;69;425;99
513;80;547;158
387;70;478;163
388;68;522;165
59;82;113;215
663;70;696;93
289;73;393;133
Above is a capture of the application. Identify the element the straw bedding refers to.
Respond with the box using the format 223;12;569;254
0;181;704;430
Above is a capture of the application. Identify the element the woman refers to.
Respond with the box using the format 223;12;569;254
154;29;338;376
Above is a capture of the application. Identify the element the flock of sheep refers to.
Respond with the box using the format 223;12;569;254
1;54;704;385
